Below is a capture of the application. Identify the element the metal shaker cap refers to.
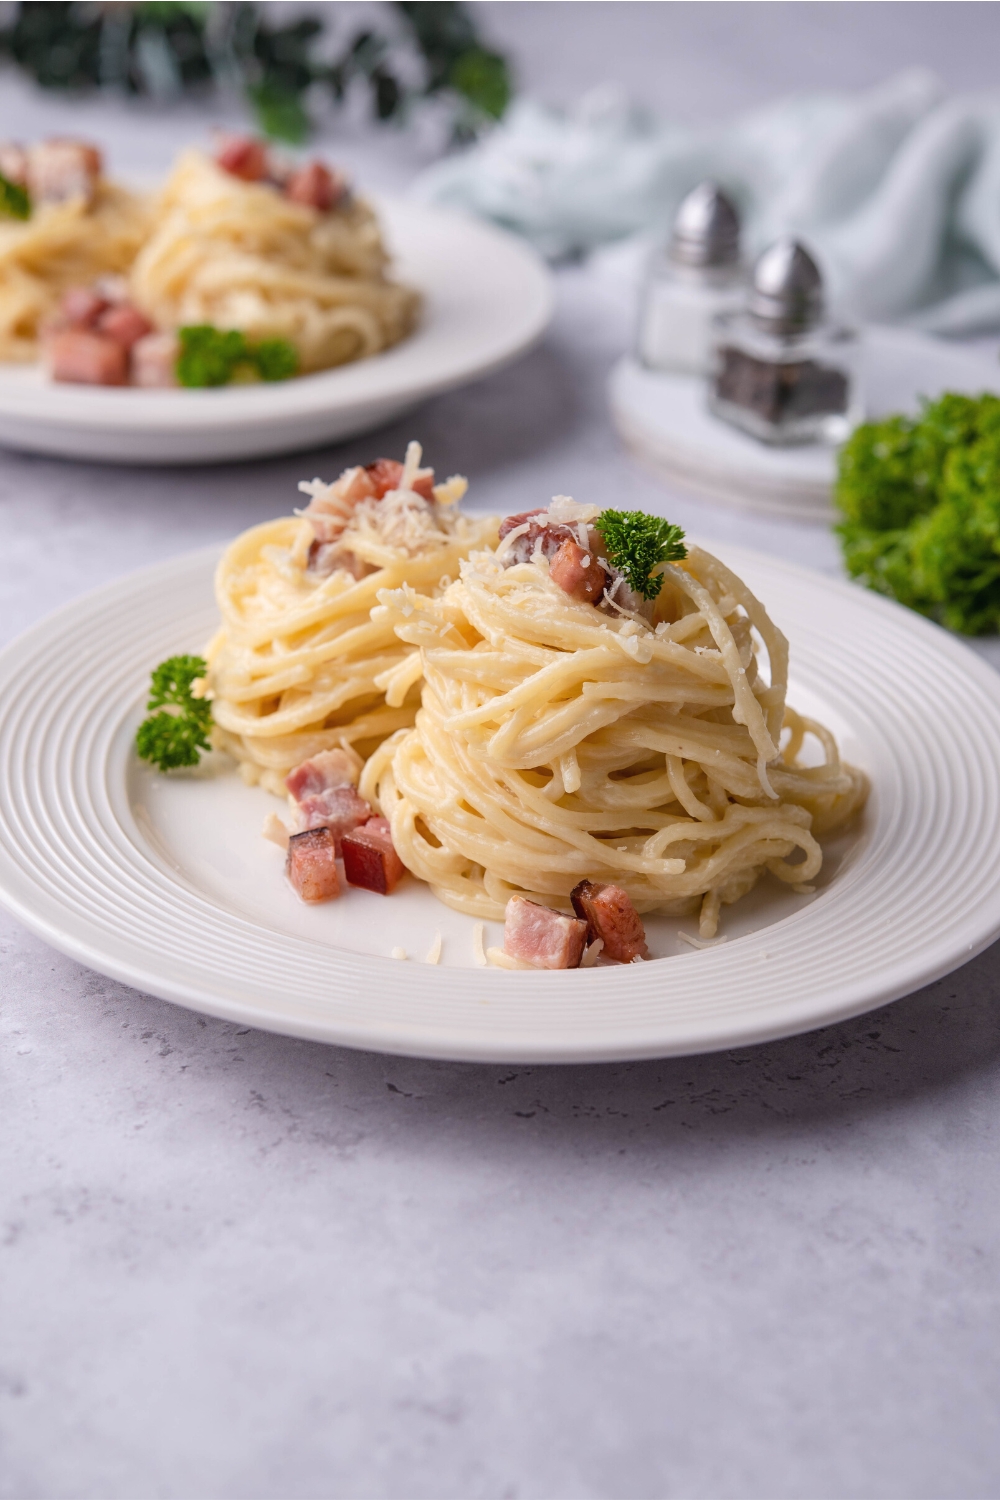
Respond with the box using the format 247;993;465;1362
670;181;740;268
748;238;824;332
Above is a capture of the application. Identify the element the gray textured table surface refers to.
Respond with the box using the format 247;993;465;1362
3;7;1000;1498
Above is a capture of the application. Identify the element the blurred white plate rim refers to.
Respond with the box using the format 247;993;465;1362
0;198;553;461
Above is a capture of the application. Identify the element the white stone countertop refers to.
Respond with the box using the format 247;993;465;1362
2;7;1000;1497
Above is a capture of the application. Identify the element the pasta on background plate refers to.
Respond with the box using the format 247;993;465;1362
0;140;149;362
0;133;420;387
129;146;419;374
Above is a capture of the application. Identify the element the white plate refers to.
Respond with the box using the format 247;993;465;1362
0;200;553;465
2;542;1000;1062
610;326;1000;520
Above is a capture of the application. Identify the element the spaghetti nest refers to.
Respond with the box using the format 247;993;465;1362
0;181;150;361
364;539;868;932
129;149;420;372
206;445;497;796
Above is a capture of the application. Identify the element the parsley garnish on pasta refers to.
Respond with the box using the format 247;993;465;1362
176;326;299;388
0;171;30;221
595;510;687;601
136;655;213;771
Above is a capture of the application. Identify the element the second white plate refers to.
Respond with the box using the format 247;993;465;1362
610;326;1000;520
0;199;553;465
2;543;1000;1061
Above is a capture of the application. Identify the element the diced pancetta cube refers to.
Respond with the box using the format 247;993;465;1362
96;303;153;349
286;749;369;852
47;329;127;386
285;160;343;212
570;880;648;962
497;512;607;587
364;458;434;501
342;817;406;895
549;537;608;604
295;785;371;853
60;287;107;328
285;748;359;801
286;828;341;902
503;895;587;970
215;136;268;181
27;139;102;203
130;332;179;388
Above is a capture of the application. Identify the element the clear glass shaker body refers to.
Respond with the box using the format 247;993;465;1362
709;311;861;446
638;256;745;377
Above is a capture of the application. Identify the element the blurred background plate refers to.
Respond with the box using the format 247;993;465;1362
0;199;553;467
610;325;1000;520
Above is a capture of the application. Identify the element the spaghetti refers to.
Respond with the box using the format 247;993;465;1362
0;180;150;362
205;442;498;796
129;148;420;373
363;499;867;935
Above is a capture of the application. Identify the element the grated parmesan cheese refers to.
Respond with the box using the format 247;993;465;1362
391;946;408;960
579;939;604;968
677;931;728;950
261;812;291;849
472;922;487;966
424;931;442;964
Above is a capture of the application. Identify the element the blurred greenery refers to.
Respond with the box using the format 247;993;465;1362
0;1;512;143
835;392;1000;634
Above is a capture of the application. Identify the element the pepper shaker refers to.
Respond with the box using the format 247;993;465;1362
709;238;860;446
637;182;746;376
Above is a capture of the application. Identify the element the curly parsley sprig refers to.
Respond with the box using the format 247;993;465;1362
176;325;299;388
0;171;30;220
136;655;213;771
595;510;688;601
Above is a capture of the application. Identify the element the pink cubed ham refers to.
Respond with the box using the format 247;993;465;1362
285;748;358;801
286;749;370;853
286;828;341;902
215;135;268;181
295;785;371;852
96;303;153;349
498;511;608;585
570;880;648;962
364;458;434;501
130;332;178;388
0;143;28;186
549;537;607;604
27;139;101;203
285;160;343;212
60;287;107;328
503;895;587;970
47;329;127;386
342;817;406;895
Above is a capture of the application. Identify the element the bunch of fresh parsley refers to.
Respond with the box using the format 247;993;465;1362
836;392;1000;635
136;655;213;770
176;326;298;388
595;511;688;601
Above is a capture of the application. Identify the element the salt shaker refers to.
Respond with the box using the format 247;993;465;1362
637;182;746;376
709;238;860;446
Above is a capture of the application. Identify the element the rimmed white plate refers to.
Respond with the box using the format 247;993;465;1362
610;326;1000;520
2;542;1000;1062
0;199;553;465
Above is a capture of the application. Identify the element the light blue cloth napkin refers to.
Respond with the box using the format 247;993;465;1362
414;72;1000;334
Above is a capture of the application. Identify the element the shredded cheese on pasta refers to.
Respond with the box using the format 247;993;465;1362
361;538;868;937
